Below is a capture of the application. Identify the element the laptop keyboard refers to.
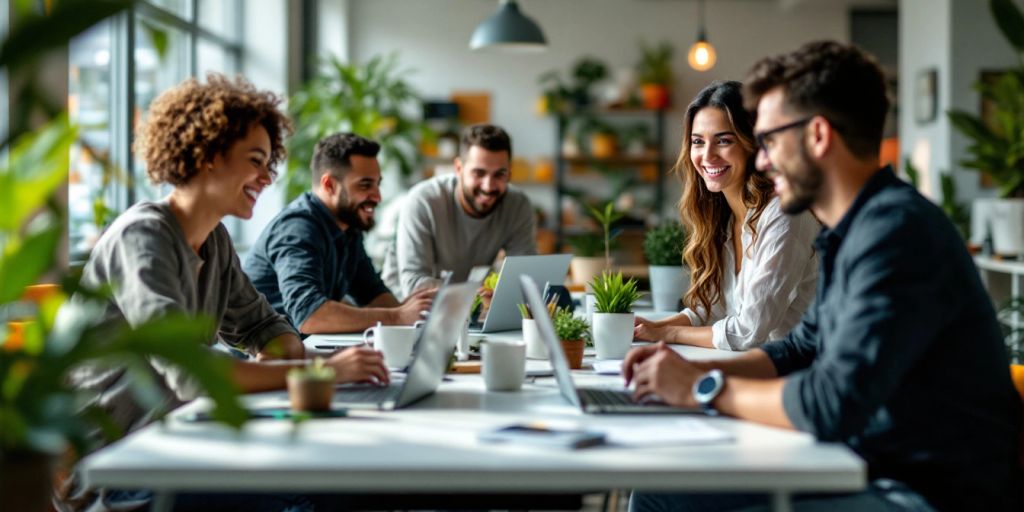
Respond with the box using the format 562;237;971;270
337;384;400;403
579;387;635;406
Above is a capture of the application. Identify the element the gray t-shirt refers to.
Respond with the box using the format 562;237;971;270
69;201;294;435
384;174;536;298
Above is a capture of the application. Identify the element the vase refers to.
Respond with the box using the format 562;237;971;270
592;312;635;359
648;265;690;311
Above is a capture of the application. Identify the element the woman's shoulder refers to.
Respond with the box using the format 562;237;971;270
99;201;178;247
757;197;818;232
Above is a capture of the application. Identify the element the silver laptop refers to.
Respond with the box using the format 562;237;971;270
520;275;703;415
472;254;572;333
334;281;477;410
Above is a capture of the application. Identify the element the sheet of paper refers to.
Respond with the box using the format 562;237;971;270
599;418;734;446
592;359;623;375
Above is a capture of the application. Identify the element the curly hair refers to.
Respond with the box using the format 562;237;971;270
676;81;774;320
743;41;888;159
134;73;293;186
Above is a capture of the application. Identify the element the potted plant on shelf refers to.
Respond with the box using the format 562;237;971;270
947;0;1024;255
643;221;690;311
286;53;432;201
287;358;336;412
589;271;641;360
579;117;618;159
552;307;590;369
518;300;557;360
637;40;674;110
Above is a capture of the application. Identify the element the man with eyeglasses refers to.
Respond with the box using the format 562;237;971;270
625;41;1021;511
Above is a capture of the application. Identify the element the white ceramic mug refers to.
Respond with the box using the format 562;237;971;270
362;321;424;369
482;340;526;392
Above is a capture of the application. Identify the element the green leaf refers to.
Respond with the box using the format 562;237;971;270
991;0;1024;54
0;116;76;231
0;0;134;71
140;19;169;60
0;217;61;303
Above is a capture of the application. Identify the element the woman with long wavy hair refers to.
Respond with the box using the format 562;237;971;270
634;81;818;350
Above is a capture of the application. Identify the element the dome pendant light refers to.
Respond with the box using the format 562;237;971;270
469;0;548;52
687;0;716;71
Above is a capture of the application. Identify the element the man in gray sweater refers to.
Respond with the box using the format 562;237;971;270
384;124;536;298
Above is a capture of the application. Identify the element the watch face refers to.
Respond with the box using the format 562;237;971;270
697;375;718;395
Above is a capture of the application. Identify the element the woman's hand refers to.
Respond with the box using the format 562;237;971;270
634;316;668;342
326;346;390;385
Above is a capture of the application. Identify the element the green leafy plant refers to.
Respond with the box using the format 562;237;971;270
637;40;675;86
590;271;641;314
644;221;688;266
947;0;1024;197
552;307;591;346
288;357;336;381
286;53;432;201
586;202;625;270
567;233;604;258
0;4;246;506
904;159;970;240
471;271;500;316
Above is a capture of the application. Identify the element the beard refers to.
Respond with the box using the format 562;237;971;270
333;190;376;231
461;182;504;217
777;143;824;215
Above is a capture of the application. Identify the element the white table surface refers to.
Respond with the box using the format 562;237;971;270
81;340;865;510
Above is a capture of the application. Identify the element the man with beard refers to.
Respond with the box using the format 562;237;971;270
383;123;536;298
245;132;434;335
625;41;1021;511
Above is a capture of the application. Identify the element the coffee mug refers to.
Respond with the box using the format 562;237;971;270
362;321;424;369
482;340;526;392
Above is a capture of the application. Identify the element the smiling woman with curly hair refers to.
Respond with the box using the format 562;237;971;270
66;73;391;511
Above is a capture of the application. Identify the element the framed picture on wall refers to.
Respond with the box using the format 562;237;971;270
914;69;937;124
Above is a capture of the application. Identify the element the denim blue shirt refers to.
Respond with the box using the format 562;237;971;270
761;167;1021;510
244;192;391;333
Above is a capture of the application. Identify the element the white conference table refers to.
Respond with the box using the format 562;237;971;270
82;323;865;512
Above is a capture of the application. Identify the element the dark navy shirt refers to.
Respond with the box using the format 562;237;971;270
761;167;1021;511
244;192;391;333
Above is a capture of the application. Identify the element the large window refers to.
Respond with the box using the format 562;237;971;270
68;1;242;259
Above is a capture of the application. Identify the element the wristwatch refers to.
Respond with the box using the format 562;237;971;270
692;369;725;414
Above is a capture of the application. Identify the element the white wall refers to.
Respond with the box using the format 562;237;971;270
899;0;1021;202
346;0;854;219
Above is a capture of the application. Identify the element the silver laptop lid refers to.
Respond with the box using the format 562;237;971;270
393;281;479;408
481;254;572;332
519;275;583;409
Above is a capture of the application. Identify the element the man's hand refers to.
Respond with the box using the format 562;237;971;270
395;287;436;325
634;316;669;342
256;334;305;360
326;346;390;385
625;342;704;407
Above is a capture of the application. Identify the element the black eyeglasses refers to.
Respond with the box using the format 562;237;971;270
755;117;812;151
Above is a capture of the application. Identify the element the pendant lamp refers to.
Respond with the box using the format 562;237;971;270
687;0;716;71
469;0;548;52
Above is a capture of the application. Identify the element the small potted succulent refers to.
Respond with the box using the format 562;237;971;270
589;271;641;359
287;358;336;412
643;220;690;311
552;307;591;369
518;300;557;360
637;40;674;110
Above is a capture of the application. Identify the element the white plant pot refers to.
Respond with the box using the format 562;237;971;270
522;318;548;359
648;265;690;311
970;198;996;247
592;312;635;360
990;198;1024;256
570;256;606;287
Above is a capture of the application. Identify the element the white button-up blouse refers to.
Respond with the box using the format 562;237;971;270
680;196;819;351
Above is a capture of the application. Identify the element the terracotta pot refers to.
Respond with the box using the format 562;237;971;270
640;83;670;110
0;450;53;512
287;376;334;412
560;339;585;369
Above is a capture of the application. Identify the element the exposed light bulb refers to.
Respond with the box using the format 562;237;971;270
688;40;716;72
